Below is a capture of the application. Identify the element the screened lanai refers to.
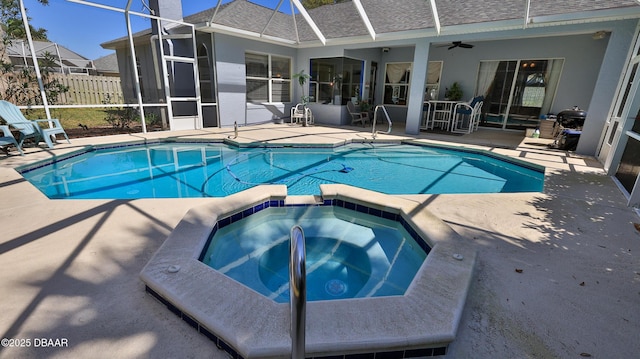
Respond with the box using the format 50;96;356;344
17;0;640;175
58;0;638;135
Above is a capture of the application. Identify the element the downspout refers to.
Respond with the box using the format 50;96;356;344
125;0;147;133
19;0;51;119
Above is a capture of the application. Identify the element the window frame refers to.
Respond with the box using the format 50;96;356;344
245;52;291;103
383;62;412;106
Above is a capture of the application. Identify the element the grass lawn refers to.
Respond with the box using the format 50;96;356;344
24;107;117;128
3;107;161;139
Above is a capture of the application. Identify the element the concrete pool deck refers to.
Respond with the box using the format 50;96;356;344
1;124;639;358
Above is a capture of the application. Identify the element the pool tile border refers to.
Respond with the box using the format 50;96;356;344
198;198;431;263
145;285;448;359
16;138;543;188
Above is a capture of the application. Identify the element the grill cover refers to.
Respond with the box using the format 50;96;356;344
557;107;587;128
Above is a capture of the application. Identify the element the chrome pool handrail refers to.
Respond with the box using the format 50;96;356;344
289;225;306;359
372;105;392;139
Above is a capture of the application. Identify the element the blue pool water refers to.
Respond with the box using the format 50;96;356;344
199;205;427;302
19;142;544;199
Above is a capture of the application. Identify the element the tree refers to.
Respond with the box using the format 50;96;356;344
0;0;68;106
301;0;349;10
293;69;311;105
1;0;49;40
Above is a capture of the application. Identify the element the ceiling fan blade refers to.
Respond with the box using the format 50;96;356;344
459;43;474;48
447;44;457;50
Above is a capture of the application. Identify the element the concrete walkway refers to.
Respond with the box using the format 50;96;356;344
0;124;638;358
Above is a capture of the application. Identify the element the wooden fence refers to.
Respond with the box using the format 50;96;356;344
0;73;124;105
53;74;124;105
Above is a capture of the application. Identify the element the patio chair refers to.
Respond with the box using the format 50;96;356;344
290;103;306;125
0;125;23;155
0;100;70;149
347;101;369;127
452;96;484;134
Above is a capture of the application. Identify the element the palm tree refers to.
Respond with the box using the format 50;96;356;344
293;69;311;105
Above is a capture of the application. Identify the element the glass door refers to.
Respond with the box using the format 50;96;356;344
478;59;564;130
599;24;640;171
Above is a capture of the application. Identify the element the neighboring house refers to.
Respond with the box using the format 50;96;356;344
92;53;120;77
5;39;96;75
99;0;640;205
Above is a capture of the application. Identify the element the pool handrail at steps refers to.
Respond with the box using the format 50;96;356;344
372;105;392;139
290;225;306;359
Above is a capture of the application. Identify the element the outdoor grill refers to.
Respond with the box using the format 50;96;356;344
557;107;587;128
551;106;586;151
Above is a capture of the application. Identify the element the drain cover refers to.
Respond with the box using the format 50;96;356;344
325;279;347;296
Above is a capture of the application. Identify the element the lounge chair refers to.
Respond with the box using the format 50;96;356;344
0;100;70;149
0;125;23;155
347;101;369;127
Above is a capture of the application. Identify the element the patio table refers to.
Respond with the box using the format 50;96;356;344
428;100;458;131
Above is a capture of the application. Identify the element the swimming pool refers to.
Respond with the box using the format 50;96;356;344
19;141;544;199
200;205;427;303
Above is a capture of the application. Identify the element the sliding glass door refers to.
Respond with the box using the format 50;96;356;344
477;59;564;130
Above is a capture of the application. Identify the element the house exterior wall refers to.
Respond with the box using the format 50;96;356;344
428;34;609;115
426;20;637;155
578;19;638;155
110;14;637;157
213;33;296;127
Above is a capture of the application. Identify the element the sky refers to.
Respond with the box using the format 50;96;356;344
22;0;290;60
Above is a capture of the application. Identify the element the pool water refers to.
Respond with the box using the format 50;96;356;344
199;206;427;302
19;142;544;199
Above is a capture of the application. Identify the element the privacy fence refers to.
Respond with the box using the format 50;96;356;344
0;73;124;105
52;74;123;105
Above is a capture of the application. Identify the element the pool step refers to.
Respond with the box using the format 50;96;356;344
284;195;324;206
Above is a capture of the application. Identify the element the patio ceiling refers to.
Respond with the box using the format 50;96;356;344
190;0;640;47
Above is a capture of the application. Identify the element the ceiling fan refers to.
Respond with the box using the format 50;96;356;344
447;41;474;50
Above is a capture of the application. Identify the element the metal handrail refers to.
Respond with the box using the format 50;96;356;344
372;105;392;139
289;225;306;359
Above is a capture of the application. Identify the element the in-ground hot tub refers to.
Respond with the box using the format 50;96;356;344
140;184;476;358
200;203;429;303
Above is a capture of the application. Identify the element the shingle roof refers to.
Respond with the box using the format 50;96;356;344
6;40;93;68
361;0;434;33
103;0;640;48
202;0;640;42
93;52;119;74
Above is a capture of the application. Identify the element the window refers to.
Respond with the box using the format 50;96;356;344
425;61;442;100
309;57;364;105
383;63;412;105
198;44;215;103
245;53;291;102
